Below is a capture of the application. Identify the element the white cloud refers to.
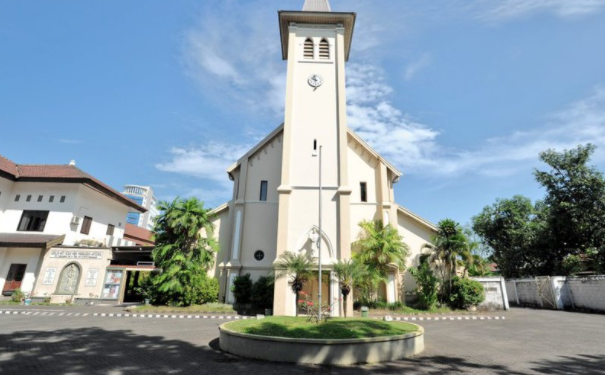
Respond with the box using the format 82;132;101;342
404;54;432;81
477;0;605;21
56;138;81;144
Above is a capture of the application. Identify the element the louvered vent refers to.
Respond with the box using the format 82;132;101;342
304;38;314;59
319;39;329;59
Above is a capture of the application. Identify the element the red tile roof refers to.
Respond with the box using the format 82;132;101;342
124;224;155;246
0;154;145;212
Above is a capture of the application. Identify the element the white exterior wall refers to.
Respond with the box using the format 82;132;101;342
0;247;42;294
0;178;15;223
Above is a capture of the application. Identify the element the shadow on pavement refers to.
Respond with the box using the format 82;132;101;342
1;327;603;374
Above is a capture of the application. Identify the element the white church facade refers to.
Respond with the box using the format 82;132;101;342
208;0;437;317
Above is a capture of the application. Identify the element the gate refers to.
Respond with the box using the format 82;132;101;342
536;276;557;309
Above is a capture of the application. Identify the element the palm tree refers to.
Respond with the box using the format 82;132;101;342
152;197;218;306
273;251;314;316
423;219;469;300
332;259;367;317
353;219;409;274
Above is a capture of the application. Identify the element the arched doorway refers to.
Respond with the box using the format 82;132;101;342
56;263;81;295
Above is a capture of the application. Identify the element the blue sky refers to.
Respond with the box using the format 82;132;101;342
1;0;605;227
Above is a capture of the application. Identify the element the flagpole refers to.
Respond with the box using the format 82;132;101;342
318;145;323;322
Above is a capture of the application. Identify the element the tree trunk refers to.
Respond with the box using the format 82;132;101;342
343;293;348;318
295;291;299;317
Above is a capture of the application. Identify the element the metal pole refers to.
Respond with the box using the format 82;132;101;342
318;145;322;322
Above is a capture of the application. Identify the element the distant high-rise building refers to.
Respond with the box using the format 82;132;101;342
122;185;158;230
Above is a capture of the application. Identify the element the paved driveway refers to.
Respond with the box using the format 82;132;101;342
0;307;603;374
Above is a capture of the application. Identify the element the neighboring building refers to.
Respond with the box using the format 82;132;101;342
123;224;154;246
207;0;437;317
0;155;147;303
123;185;158;231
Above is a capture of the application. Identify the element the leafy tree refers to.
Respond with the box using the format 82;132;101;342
231;273;253;305
332;258;367;317
472;196;546;278
273;251;314;316
151;197;218;306
424;219;470;299
409;254;439;310
251;276;274;311
534;144;605;274
353;220;409;277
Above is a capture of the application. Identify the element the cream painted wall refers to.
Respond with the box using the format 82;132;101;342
347;139;380;205
243;136;283;203
0;247;42;294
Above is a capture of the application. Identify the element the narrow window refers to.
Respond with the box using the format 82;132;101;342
304;38;314;59
26;195;32;202
259;181;268;201
313;139;317;151
15;195;20;202
60;196;66;203
37;195;43;202
17;210;50;232
49;195;55;203
319;39;329;59
360;182;367;202
106;224;115;236
81;216;93;235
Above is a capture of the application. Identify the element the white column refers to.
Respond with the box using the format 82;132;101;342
231;210;242;261
386;274;396;303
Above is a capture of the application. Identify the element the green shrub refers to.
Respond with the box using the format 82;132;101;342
387;301;405;311
409;254;439;310
449;277;485;309
251;276;274;310
11;288;24;303
231;273;253;304
195;276;219;304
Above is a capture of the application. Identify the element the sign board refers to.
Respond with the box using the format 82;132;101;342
50;250;103;260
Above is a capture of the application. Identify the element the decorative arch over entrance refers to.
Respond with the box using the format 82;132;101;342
294;225;334;262
55;262;81;295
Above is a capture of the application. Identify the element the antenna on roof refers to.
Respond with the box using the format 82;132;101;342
69;160;76;166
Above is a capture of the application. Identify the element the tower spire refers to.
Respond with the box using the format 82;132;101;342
302;0;331;12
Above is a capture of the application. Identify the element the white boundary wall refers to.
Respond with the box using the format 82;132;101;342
506;276;605;312
472;277;510;311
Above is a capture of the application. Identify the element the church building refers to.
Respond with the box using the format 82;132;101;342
208;0;437;317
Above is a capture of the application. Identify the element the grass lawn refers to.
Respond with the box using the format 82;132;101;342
0;301;20;306
133;303;236;314
369;305;458;315
225;317;419;339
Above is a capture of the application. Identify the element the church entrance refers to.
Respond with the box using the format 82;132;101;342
299;271;331;315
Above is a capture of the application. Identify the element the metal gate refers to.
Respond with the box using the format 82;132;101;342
536;276;557;309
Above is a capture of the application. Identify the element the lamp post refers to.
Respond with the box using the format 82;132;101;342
317;145;323;322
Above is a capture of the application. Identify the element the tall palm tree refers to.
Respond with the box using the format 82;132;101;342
353;220;409;277
273;251;314;316
423;219;469;299
332;259;367;317
152;197;218;306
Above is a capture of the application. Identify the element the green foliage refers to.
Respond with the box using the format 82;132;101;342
449;277;485;309
561;254;583;276
251;276;274;310
231;273;253;305
409;254;439;310
332;258;367;317
195;276;219;304
273;251;314;316
353;220;410;277
151;197;218;306
11;288;24;302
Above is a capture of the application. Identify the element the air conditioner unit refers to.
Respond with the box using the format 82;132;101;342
71;216;81;225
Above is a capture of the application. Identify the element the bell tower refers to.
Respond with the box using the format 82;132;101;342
274;0;356;316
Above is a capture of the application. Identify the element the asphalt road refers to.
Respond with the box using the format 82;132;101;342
0;307;603;374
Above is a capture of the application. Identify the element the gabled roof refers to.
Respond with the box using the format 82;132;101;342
303;0;331;12
0;154;146;212
124;224;155;246
209;202;229;216
347;129;402;178
397;205;438;232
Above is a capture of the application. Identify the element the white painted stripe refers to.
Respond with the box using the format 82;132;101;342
101;313;106;317
203;316;208;319
109;313;114;317
33;312;40;315
187;315;192;319
195;316;200;319
163;315;169;318
83;313;89;317
124;314;130;317
457;317;462;320
117;314;122;317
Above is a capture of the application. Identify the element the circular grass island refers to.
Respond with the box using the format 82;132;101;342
219;317;424;365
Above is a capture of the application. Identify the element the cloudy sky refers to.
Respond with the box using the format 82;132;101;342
1;0;605;226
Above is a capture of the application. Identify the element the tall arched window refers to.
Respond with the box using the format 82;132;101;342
304;38;314;59
56;263;81;294
319;39;329;60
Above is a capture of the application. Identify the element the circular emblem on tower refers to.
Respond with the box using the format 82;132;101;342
308;74;324;88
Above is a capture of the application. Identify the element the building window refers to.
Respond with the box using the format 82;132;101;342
81;216;93;235
259;181;268;201
26;195;32;202
49;195;55;203
319;39;329;59
37;195;43;202
106;224;115;236
254;250;265;261
17;210;49;232
304;38;314;59
15;195;20;202
60;196;66;203
360;182;367;202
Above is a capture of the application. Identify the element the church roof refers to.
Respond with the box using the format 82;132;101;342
303;0;331;12
397;206;438;232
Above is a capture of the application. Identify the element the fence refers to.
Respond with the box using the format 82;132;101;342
506;276;605;312
471;277;510;311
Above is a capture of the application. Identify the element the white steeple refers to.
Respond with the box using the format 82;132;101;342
302;0;331;12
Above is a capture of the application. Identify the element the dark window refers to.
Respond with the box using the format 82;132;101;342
360;182;367;202
254;250;265;261
60;196;66;203
17;210;49;232
15;195;20;202
319;39;329;59
49;195;54;203
304;38;314;59
313;139;317;151
81;216;93;235
106;224;115;236
37;195;43;202
26;195;32;202
259;181;268;201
